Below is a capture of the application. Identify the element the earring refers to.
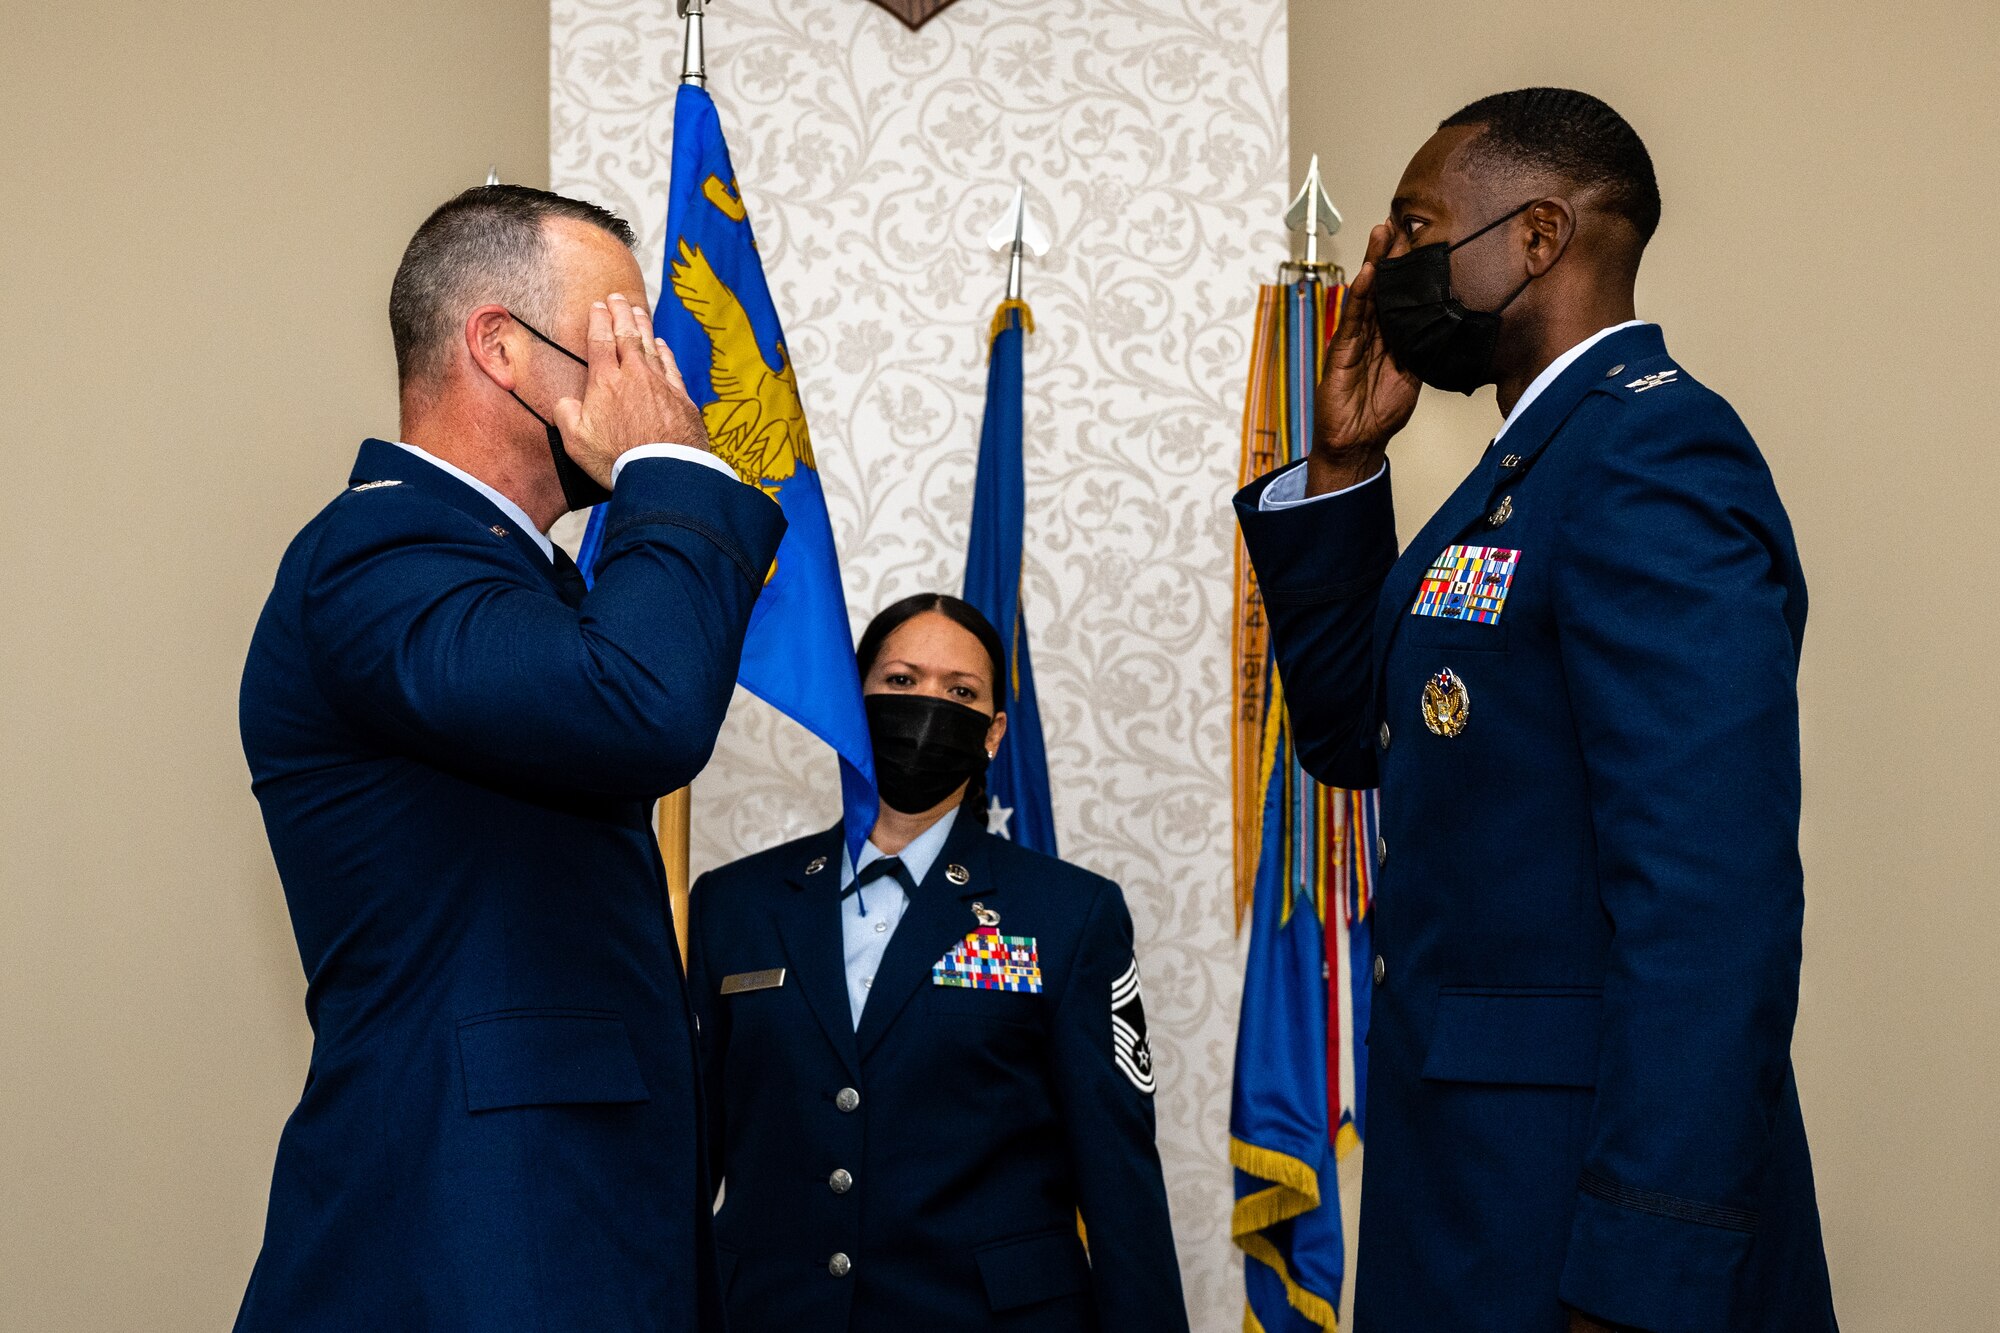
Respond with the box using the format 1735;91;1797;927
986;750;996;760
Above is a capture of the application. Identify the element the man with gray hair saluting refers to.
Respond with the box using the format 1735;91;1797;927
236;184;782;1332
1236;90;1836;1332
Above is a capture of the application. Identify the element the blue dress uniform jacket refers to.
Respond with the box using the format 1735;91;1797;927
686;814;1190;1333
235;438;785;1332
1235;326;1837;1333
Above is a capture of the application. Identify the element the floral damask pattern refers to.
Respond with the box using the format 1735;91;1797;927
552;1;1287;1319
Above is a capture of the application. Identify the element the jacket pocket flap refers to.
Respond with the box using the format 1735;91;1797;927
926;984;1045;1026
457;1010;651;1112
974;1229;1091;1312
1404;612;1510;652
1421;989;1601;1088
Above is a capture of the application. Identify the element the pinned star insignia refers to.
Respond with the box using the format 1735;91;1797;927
1111;958;1156;1095
1421;667;1471;738
490;525;510;538
805;856;828;875
971;900;1000;928
945;863;970;886
349;479;402;492
1626;369;1681;393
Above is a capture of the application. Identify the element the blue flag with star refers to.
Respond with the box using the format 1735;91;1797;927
1230;703;1345;1333
961;300;1057;854
578;83;876;860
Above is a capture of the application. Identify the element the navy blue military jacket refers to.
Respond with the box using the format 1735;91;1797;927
1236;326;1837;1333
236;439;784;1332
686;814;1190;1333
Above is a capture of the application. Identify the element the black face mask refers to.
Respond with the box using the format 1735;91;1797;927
865;693;993;816
507;312;612;511
1371;200;1539;395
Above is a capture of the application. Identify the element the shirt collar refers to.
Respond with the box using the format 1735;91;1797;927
1491;319;1650;447
842;805;961;890
391;441;554;563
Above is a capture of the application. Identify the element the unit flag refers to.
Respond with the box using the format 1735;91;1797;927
962;298;1057;854
577;84;878;861
1229;277;1379;1332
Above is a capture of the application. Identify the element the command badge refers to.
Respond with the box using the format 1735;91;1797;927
1421;668;1471;738
1111;958;1156;1095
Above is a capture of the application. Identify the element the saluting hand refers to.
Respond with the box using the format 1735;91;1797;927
553;292;714;488
1306;221;1420;495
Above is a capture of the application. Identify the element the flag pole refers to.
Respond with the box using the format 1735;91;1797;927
678;0;709;86
658;0;715;966
1281;152;1344;285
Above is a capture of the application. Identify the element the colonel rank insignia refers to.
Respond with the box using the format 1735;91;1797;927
1111;958;1156;1095
933;926;1043;993
1411;545;1520;623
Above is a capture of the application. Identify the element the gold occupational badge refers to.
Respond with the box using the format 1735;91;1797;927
1421;667;1471;738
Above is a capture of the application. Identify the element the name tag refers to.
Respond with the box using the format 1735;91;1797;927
720;968;786;996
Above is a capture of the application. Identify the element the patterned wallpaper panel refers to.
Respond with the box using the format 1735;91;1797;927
552;0;1288;1320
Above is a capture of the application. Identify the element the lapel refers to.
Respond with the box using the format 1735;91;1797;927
349;438;571;599
1371;447;1507;683
855;812;995;1062
772;824;862;1081
1370;325;1667;684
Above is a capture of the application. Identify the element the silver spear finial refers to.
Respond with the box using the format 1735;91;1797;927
485;165;501;187
679;0;710;86
984;182;1050;302
1283;153;1344;274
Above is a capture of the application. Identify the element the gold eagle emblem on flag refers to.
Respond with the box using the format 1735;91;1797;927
668;239;817;497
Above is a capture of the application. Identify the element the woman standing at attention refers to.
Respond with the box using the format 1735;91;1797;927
687;593;1189;1333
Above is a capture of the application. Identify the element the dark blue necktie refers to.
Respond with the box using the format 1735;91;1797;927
842;856;917;917
550;547;589;609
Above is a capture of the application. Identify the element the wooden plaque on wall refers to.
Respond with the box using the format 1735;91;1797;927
864;0;967;29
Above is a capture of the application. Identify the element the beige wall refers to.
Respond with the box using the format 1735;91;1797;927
0;3;549;1328
1292;2;2000;1328
5;1;1996;1329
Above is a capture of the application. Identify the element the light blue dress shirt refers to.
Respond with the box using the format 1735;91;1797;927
840;806;959;1027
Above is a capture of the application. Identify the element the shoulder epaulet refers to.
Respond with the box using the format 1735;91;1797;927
1594;357;1685;401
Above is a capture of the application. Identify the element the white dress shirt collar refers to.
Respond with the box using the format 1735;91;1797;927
391;441;554;563
1491;319;1650;447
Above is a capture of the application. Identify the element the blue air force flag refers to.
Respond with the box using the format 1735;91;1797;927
961;300;1057;855
579;84;877;859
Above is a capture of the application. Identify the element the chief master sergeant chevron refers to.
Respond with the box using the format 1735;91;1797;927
1235;90;1837;1332
235;186;784;1332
